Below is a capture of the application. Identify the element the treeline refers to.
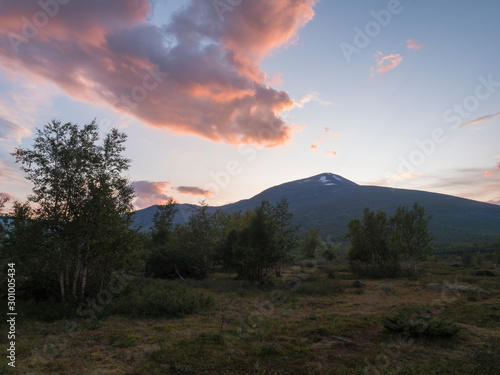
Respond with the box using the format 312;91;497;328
2;120;497;307
346;204;434;278
0;120;301;306
145;198;298;285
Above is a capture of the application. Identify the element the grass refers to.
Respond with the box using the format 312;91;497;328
3;260;500;374
106;278;215;318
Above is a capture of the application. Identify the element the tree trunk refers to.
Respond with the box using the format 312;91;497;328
80;266;88;301
72;261;81;298
59;271;66;303
65;270;70;295
275;263;283;277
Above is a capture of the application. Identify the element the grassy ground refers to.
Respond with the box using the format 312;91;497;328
3;260;500;374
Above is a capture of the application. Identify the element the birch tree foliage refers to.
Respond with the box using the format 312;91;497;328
389;203;433;273
9;119;139;302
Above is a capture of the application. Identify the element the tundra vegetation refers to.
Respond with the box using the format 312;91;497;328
0;121;499;374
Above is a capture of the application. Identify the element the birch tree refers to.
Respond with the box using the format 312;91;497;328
10;119;139;302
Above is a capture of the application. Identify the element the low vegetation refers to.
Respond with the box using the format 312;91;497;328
0;260;498;374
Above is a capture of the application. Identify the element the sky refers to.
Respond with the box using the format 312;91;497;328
0;0;499;210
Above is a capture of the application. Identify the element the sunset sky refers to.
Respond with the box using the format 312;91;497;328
0;0;499;210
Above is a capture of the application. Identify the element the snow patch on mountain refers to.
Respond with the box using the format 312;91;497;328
319;175;337;186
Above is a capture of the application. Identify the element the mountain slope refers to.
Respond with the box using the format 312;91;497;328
133;173;500;246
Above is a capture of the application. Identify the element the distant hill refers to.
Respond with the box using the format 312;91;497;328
133;173;500;246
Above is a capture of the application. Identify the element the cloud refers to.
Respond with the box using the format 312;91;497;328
0;74;58;142
0;116;30;140
371;52;403;76
316;127;343;143
0;158;25;184
407;39;423;50
488;199;500;206
176;186;213;197
460;112;500;128
498;162;500;170
310;144;319;150
485;171;494;177
417;168;500;205
294;92;331;108
325;150;337;156
131;180;173;209
0;0;318;147
378;172;421;185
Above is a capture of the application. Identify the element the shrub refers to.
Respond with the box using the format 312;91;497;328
18;298;77;322
349;260;401;279
382;309;459;338
380;283;395;294
108;278;215;318
295;278;344;296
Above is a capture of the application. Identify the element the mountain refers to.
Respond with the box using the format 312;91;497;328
133;173;500;246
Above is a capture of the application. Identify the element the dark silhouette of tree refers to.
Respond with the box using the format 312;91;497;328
221;200;298;284
300;228;324;259
7;119;141;302
272;198;299;276
347;204;433;278
145;198;178;278
347;208;399;278
389;203;433;275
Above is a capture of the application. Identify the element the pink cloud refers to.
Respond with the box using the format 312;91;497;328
0;0;318;147
325;150;337;156
484;171;494;177
176;186;213;197
294;92;331;108
407;39;424;50
316;127;343;143
378;172;421;185
310;144;319;150
460;112;500;128
371;52;403;76
0;116;30;140
132;181;174;209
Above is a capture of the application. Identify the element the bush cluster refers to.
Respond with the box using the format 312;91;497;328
382;309;459;338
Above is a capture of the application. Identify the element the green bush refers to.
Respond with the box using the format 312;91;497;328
380;283;396;294
108;278;215;318
295;278;344;296
17;298;77;322
382;309;459;338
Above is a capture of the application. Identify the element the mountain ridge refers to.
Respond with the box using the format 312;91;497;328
133;172;500;246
